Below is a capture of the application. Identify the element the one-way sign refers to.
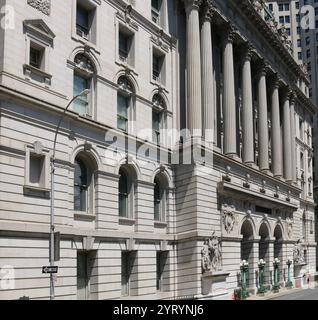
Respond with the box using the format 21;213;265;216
42;266;58;274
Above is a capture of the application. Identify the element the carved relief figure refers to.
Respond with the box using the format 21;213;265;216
201;232;222;273
293;239;305;265
27;0;51;15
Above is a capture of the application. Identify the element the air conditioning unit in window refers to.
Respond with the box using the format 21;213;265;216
76;28;89;41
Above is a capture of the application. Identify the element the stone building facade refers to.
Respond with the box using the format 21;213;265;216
0;0;317;300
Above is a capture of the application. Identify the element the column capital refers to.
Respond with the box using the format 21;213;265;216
201;0;216;22
222;22;237;44
240;42;255;62
256;59;269;78
282;86;292;100
270;73;282;90
184;0;203;12
289;91;297;105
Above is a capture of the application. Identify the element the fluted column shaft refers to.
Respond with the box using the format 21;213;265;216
290;96;296;183
223;27;237;156
185;0;202;137
257;67;270;171
271;81;283;178
201;7;214;144
283;93;292;182
241;47;254;164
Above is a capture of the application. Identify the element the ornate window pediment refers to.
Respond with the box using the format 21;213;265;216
23;19;55;45
74;54;95;75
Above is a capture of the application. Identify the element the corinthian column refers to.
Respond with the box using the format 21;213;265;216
257;62;270;172
241;44;254;165
222;24;237;156
201;1;215;144
283;90;292;182
290;93;297;183
185;0;203;138
270;77;283;178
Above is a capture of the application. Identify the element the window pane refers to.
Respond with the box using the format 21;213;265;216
74;158;88;212
73;75;89;115
119;32;129;60
117;118;127;132
154;179;161;221
117;95;128;132
121;252;129;296
77;6;89;30
117;95;128;117
30;47;42;69
119;170;128;217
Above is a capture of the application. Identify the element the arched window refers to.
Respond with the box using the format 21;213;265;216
118;166;136;219
152;94;166;145
302;212;306;240
153;174;168;222
73;53;95;116
117;76;135;133
74;154;95;213
74;157;88;212
119;168;129;217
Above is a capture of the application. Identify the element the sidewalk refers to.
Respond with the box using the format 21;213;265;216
246;286;314;300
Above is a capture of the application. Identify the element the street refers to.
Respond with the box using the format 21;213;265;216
271;288;318;300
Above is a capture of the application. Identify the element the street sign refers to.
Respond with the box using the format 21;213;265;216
42;266;58;274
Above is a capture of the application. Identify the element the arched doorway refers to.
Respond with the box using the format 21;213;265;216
274;225;284;286
259;223;270;286
241;220;254;290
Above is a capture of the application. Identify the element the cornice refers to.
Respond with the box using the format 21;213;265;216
236;0;309;82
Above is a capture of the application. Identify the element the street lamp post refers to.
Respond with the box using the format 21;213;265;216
49;90;90;300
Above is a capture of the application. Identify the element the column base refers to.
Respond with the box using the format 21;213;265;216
261;169;273;176
245;162;258;170
226;153;241;162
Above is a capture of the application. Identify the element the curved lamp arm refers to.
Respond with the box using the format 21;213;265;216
51;89;90;162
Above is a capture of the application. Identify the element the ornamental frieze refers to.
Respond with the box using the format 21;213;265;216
27;0;51;16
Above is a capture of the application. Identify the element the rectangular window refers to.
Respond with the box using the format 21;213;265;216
300;119;304;140
117;94;129;132
153;54;161;82
152;50;165;84
29;153;45;187
76;5;89;39
73;74;90;116
119;32;130;62
29;44;45;70
156;252;167;292
151;0;162;24
279;3;284;11
295;2;299;9
298;51;302;60
121;252;131;296
285;16;290;23
77;251;89;300
76;1;96;43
